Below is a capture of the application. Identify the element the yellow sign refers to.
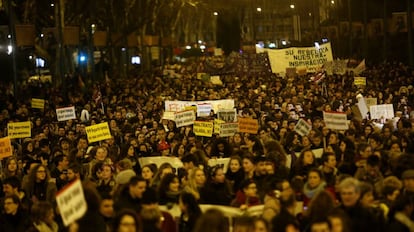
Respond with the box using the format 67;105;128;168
238;117;259;134
0;137;12;159
85;122;112;143
184;106;197;112
354;77;366;86
193;121;214;137
214;119;225;134
7;121;31;139
31;98;45;109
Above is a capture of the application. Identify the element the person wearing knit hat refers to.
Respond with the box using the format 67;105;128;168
158;141;171;156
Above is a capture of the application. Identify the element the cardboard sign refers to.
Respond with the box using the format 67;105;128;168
197;103;212;117
323;112;349;130
210;76;223;85
85;122;112;143
56;106;76;121
266;43;333;74
31;98;45;109
7;121;31;139
354;77;366;86
214;119;225;134
370;104;394;119
139;156;183;171
217;109;237;122
0;137;12;159
294;119;312;136
238;117;259;134
193;121;214;137
162;111;176;121
357;98;368;118
56;179;87;226
174;110;196;128
219;123;239;137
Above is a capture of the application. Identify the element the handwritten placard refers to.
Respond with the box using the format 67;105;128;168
85;122;112;143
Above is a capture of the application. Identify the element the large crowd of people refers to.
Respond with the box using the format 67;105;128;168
0;59;414;232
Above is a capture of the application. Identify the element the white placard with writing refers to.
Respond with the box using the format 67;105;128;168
294;119;312;136
370;104;394;119
162;111;176;121
56;106;76;121
56;179;87;226
197;103;212;117
323;111;349;130
165;99;235;113
174;110;196;128
219;123;239;137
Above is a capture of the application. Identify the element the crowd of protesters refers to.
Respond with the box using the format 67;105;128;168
0;59;414;232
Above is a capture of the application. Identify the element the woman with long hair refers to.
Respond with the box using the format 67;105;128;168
119;144;141;174
21;140;35;162
290;149;316;180
302;168;333;207
2;157;23;181
112;209;141;232
225;155;245;194
22;164;57;206
178;192;202;232
230;132;245;152
183;167;206;200
30;201;58;232
300;190;337;231
141;164;158;185
96;163;116;196
242;154;256;180
151;162;174;189
172;143;186;158
158;173;181;205
200;165;233;205
244;134;264;156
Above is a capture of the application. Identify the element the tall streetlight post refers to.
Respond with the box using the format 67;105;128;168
348;0;353;57
7;0;17;96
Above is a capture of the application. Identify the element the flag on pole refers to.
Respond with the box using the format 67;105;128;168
353;59;366;75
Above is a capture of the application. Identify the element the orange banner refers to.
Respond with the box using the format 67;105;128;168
238;117;259;134
0;137;12;159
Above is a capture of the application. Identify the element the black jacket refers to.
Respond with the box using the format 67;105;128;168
114;188;142;213
0;209;32;232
